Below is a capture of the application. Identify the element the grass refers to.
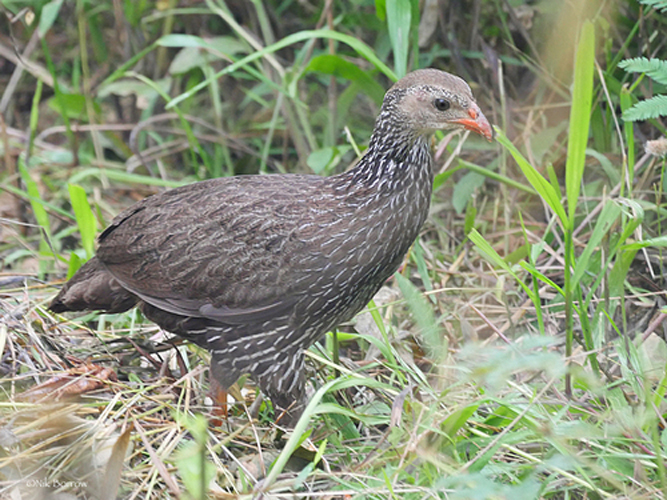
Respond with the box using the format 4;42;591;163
1;0;667;498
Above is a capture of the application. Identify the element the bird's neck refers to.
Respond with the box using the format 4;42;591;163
329;120;434;281
343;123;434;194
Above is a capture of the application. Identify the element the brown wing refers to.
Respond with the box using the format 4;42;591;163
96;175;343;323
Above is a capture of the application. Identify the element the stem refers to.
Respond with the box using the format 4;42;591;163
564;227;573;398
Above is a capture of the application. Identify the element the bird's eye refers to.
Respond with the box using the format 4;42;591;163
434;98;450;111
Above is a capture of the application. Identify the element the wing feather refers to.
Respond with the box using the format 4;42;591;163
96;175;338;324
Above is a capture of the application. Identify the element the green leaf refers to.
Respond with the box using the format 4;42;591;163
264;375;395;489
375;0;387;21
38;0;64;37
386;0;412;78
68;168;184;188
619;57;667;85
638;0;667;12
411;239;434;298
452;171;484;214
395;273;444;359
166;29;397;110
25;179;51;235
306;54;385;104
307;147;335;174
157;34;216;48
464;203;477;236
88;13;108;63
68;184;97;259
66;252;83;280
432;164;463;192
565;20;595;225
174;441;215;499
97;79;167;100
609;249;637;301
443;403;479;438
587;148;620;184
494;128;567;224
620;88;636;178
571;201;621;285
47;93;102;120
621;235;667;251
468;229;511;272
168;36;249;75
622;95;667;121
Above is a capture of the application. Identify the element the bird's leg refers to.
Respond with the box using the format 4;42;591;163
258;350;306;427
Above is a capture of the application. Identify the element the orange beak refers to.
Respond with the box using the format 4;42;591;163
453;105;493;141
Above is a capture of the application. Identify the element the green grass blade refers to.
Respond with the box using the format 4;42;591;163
494;128;567;223
165;29;397;110
620;89;635;189
571;201;621;285
386;0;411;78
565;20;595;225
68;168;186;188
395;272;443;360
306;54;385;105
68;184;97;260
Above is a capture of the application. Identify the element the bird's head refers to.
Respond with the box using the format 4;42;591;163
384;69;493;141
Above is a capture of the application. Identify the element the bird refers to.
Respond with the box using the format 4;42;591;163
49;69;492;423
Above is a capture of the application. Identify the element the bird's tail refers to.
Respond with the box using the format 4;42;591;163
49;257;138;314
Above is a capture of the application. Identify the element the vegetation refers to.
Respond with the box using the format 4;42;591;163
1;0;666;498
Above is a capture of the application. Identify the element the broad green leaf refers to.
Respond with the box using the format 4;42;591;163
306;54;385;104
307;147;335;174
38;0;64;37
375;0;387;21
443;403;479;438
47;93;102;120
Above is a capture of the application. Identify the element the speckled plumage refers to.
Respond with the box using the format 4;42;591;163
50;69;492;420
